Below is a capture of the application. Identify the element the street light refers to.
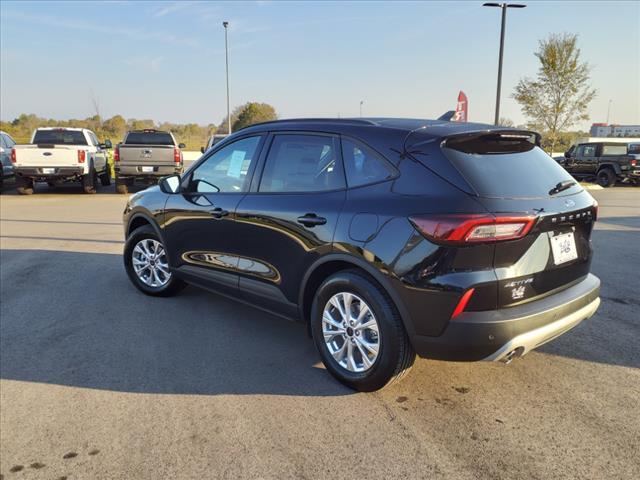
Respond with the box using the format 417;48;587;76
223;21;231;134
359;100;364;117
483;3;526;125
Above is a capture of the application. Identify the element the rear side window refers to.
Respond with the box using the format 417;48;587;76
33;130;87;145
125;131;174;145
259;134;345;193
602;145;627;156
342;138;395;187
442;134;581;198
577;144;597;157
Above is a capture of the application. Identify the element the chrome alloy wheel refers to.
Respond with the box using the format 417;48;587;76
132;239;171;288
322;292;380;373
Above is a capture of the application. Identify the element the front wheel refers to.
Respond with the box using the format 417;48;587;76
124;225;186;297
99;165;112;186
310;270;415;391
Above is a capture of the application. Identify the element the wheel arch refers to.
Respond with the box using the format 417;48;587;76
597;162;622;175
127;211;164;241
298;253;413;336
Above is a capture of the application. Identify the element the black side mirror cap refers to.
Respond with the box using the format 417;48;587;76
200;146;205;154
159;174;181;194
100;139;113;149
178;143;186;149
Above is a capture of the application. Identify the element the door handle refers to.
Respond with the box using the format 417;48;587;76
209;207;229;219
297;213;327;227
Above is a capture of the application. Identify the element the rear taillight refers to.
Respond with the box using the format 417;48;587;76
630;158;637;167
409;214;537;244
114;145;120;163
10;148;16;163
173;146;182;164
77;150;86;163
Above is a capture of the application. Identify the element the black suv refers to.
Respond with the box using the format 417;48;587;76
562;141;640;187
123;118;601;391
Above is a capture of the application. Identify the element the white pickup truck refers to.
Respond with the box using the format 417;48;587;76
11;127;112;194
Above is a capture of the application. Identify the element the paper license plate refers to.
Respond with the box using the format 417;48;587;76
42;168;55;174
141;166;154;173
550;232;578;265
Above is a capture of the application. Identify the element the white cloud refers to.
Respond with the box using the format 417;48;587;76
124;56;164;72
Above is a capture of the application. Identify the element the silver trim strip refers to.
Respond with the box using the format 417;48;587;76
484;297;600;362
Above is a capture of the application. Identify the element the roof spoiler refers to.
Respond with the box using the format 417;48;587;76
437;111;455;122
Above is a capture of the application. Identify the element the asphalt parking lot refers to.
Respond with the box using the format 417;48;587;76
1;182;639;479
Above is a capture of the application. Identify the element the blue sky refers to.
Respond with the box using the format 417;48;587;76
1;0;638;129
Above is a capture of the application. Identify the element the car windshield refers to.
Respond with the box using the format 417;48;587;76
33;130;87;145
125;131;174;145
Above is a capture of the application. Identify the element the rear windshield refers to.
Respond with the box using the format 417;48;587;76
124;131;174;145
33;130;87;145
443;141;581;198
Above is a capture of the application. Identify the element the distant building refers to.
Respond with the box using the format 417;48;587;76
590;123;640;137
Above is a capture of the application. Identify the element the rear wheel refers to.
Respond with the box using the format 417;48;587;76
116;177;129;194
16;177;34;195
310;269;415;391
124;225;186;297
596;168;616;187
82;166;97;194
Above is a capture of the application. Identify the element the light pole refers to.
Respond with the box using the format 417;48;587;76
223;21;231;134
606;99;612;124
359;100;364;117
483;3;526;125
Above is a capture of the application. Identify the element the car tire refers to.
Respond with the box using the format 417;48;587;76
310;269;415;391
124;224;186;297
596;168;616;188
116;177;129;194
83;166;97;194
16;177;34;195
99;165;112;186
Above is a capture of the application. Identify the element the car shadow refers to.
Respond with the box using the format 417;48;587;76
0;249;352;397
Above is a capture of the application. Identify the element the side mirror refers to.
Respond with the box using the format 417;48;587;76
159;174;181;194
200;146;205;154
100;139;112;149
178;143;186;149
564;151;570;158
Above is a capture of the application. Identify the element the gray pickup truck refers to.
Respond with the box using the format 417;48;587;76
114;129;185;194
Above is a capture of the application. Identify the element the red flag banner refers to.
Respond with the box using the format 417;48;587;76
452;91;468;122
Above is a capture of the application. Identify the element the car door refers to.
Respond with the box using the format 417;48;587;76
234;132;347;318
579;143;599;175
88;132;107;171
162;134;265;296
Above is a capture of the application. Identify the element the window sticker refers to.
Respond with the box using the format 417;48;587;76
228;150;246;178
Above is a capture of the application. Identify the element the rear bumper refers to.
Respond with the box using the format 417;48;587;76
411;273;601;361
116;165;182;180
14;166;85;179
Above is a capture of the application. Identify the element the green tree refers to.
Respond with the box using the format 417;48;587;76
102;115;127;141
232;102;277;131
513;33;596;153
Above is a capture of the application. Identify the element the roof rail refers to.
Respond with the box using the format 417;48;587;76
240;118;379;130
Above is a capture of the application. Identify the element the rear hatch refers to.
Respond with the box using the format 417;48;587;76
416;130;597;308
119;131;178;167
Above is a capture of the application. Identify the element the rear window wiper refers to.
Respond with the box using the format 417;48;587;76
549;180;576;196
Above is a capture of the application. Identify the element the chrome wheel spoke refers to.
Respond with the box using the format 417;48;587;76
132;238;171;288
323;292;380;373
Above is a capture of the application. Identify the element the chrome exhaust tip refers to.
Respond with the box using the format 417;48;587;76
500;347;524;364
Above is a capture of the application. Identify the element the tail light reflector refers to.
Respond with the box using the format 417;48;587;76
451;288;475;319
114;145;120;164
77;150;86;163
630;158;637;167
410;214;537;244
174;146;182;164
10;148;16;163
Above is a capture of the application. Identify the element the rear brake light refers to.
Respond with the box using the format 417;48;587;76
114;145;120;163
10;148;16;163
174;146;182;164
409;214;537;244
451;288;475;319
630;158;637;167
77;150;86;163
